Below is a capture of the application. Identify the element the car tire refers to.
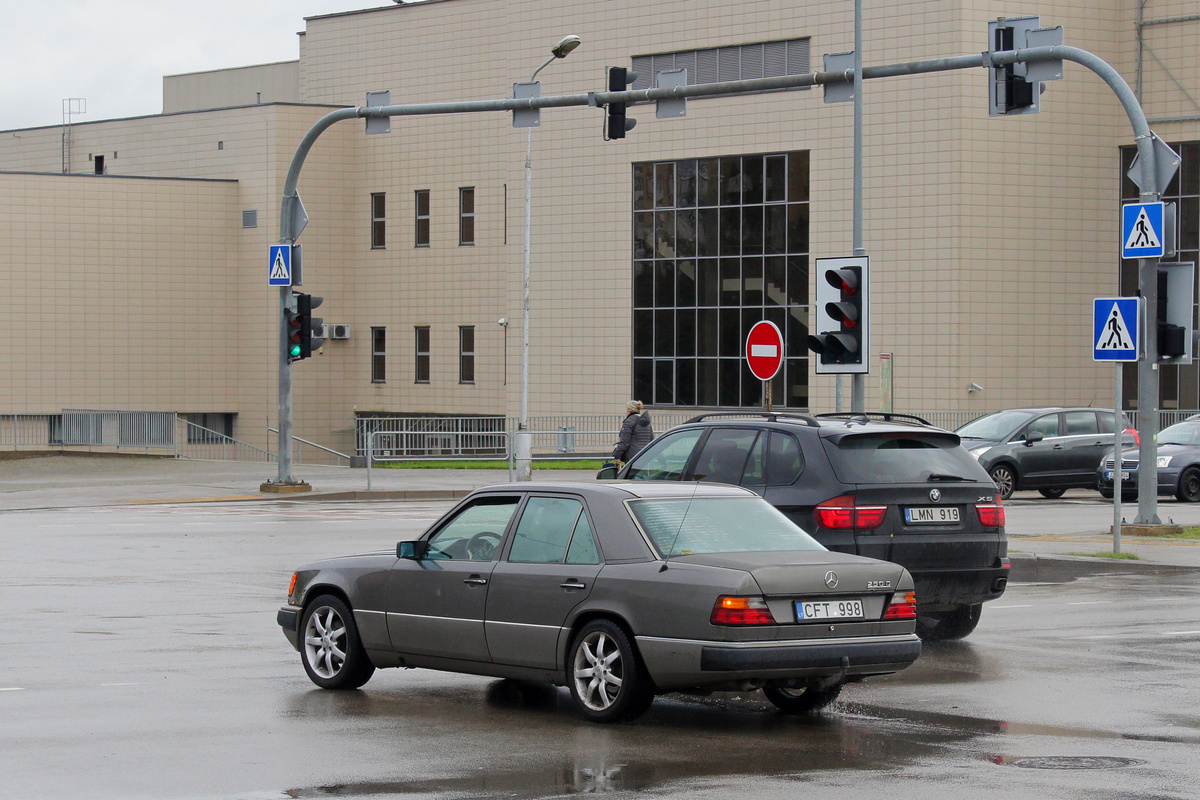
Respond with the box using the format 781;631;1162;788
1038;487;1067;499
989;465;1016;500
567;619;654;723
762;683;843;714
915;604;983;641
1175;466;1200;502
300;594;376;690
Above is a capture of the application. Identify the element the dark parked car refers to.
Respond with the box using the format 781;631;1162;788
278;482;921;723
956;407;1136;500
597;412;1008;641
1097;418;1200;501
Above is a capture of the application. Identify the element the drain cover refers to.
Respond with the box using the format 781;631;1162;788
1001;756;1147;770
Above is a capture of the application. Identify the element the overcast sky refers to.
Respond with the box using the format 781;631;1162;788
1;1;391;131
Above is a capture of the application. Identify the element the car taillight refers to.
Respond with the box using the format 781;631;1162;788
1124;427;1140;446
711;596;776;626
883;591;917;620
976;494;1005;527
814;494;888;530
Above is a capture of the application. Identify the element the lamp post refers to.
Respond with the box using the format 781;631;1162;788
516;34;581;481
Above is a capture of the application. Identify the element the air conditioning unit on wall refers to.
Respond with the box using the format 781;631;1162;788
329;324;351;340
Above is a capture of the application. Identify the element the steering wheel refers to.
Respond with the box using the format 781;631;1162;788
466;531;502;561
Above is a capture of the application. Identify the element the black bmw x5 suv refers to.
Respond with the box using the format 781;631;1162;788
599;412;1009;640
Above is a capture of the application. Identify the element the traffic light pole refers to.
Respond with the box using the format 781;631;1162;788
265;40;1164;504
850;0;866;414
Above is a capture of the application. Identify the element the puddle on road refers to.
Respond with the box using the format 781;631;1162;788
276;680;1197;798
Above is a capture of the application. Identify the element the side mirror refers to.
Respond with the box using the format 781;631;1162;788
397;540;429;560
596;465;618;480
1024;431;1044;446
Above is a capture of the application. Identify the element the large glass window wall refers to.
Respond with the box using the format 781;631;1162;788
631;152;810;408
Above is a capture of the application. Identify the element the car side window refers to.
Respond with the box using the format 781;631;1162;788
426;496;520;561
1097;411;1121;433
692;428;761;485
766;432;804;485
565;513;600;564
625;429;704;481
1024;414;1060;440
508;496;585;564
1063;411;1099;435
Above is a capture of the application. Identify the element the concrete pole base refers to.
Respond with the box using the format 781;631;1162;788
260;481;313;494
514;431;532;482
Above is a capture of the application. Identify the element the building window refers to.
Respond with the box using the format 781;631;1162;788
415;190;430;247
459;187;475;245
631;39;810;94
371;192;386;249
415;326;430;383
459;326;475;383
631;151;810;409
371;327;386;383
185;413;234;444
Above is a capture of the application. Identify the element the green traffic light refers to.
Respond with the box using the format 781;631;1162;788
289;344;302;358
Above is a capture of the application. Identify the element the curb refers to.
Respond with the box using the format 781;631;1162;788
287;489;472;502
1008;552;1200;583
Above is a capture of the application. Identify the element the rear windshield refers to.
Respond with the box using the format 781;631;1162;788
824;432;990;485
627;496;824;557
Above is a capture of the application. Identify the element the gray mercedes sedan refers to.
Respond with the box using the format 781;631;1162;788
277;482;921;723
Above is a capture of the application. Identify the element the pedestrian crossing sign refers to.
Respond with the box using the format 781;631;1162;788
1093;297;1141;362
268;245;292;286
1122;202;1164;259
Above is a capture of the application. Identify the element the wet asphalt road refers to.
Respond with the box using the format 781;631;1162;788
3;498;1199;800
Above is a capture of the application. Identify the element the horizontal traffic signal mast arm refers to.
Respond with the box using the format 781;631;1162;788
280;43;1156;241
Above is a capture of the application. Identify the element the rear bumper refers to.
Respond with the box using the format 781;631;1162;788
637;633;920;691
909;561;1009;611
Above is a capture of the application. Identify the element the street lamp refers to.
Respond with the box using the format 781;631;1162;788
516;34;581;481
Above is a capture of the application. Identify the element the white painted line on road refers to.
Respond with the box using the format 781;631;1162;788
1068;601;1107;606
1161;630;1200;636
0;687;26;692
991;604;1034;609
1069;634;1120;640
100;682;141;687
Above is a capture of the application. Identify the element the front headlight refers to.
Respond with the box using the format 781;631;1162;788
1157;456;1173;468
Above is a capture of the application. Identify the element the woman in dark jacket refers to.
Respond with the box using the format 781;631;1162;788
613;401;654;464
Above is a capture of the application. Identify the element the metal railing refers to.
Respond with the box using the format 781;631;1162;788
267;427;352;466
175;418;275;463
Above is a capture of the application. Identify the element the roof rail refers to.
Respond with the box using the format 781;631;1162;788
684;412;821;427
815;411;934;426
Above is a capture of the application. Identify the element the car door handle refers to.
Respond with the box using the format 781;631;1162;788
1053;444;1065;449
560;580;587;590
463;576;488;586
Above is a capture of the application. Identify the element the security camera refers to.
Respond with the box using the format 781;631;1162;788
498;318;509;326
967;382;984;393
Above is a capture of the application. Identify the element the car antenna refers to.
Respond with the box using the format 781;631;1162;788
663;480;702;569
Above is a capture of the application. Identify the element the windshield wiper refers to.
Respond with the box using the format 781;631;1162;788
927;473;974;481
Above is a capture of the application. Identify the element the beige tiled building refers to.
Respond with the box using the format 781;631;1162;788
1;0;1198;458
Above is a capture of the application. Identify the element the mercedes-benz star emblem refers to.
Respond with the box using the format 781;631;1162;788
929;488;942;502
824;571;839;589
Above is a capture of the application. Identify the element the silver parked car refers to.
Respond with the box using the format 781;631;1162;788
277;482;921;723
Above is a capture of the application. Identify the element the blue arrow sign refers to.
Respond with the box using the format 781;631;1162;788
1093;297;1140;362
1121;202;1164;259
268;245;291;286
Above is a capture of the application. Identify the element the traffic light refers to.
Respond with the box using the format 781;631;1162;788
807;257;869;375
605;67;637;140
1157;262;1194;363
285;302;303;363
288;292;325;363
988;16;1041;116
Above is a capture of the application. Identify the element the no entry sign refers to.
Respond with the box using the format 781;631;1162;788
745;321;784;381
